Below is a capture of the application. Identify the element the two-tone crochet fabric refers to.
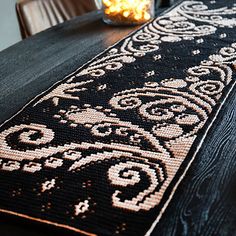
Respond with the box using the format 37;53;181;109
0;0;236;235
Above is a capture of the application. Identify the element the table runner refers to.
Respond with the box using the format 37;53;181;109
1;0;236;235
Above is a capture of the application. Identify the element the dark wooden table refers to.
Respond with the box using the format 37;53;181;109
0;9;236;236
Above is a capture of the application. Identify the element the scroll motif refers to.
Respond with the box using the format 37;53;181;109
0;1;236;235
1;43;235;213
77;1;236;78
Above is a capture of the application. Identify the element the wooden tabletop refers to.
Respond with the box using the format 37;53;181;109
0;9;236;236
0;10;138;124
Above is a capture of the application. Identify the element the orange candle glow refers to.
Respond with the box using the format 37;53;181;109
103;0;154;25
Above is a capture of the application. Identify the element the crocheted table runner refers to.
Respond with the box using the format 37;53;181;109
1;1;236;235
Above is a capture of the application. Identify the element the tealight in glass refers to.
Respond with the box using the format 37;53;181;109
103;0;155;25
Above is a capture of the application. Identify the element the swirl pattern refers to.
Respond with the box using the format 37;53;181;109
0;1;236;235
76;1;236;78
108;161;166;211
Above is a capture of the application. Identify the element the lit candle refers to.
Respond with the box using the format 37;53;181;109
103;0;154;25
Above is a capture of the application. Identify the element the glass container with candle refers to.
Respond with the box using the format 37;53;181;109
102;0;155;25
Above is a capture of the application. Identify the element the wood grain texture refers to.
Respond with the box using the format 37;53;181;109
152;85;236;236
0;6;236;236
1;86;235;236
0;11;137;236
0;10;137;124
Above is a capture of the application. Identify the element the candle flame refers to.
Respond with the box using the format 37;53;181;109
103;0;152;24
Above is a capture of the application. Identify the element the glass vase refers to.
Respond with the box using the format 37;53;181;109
102;0;155;25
